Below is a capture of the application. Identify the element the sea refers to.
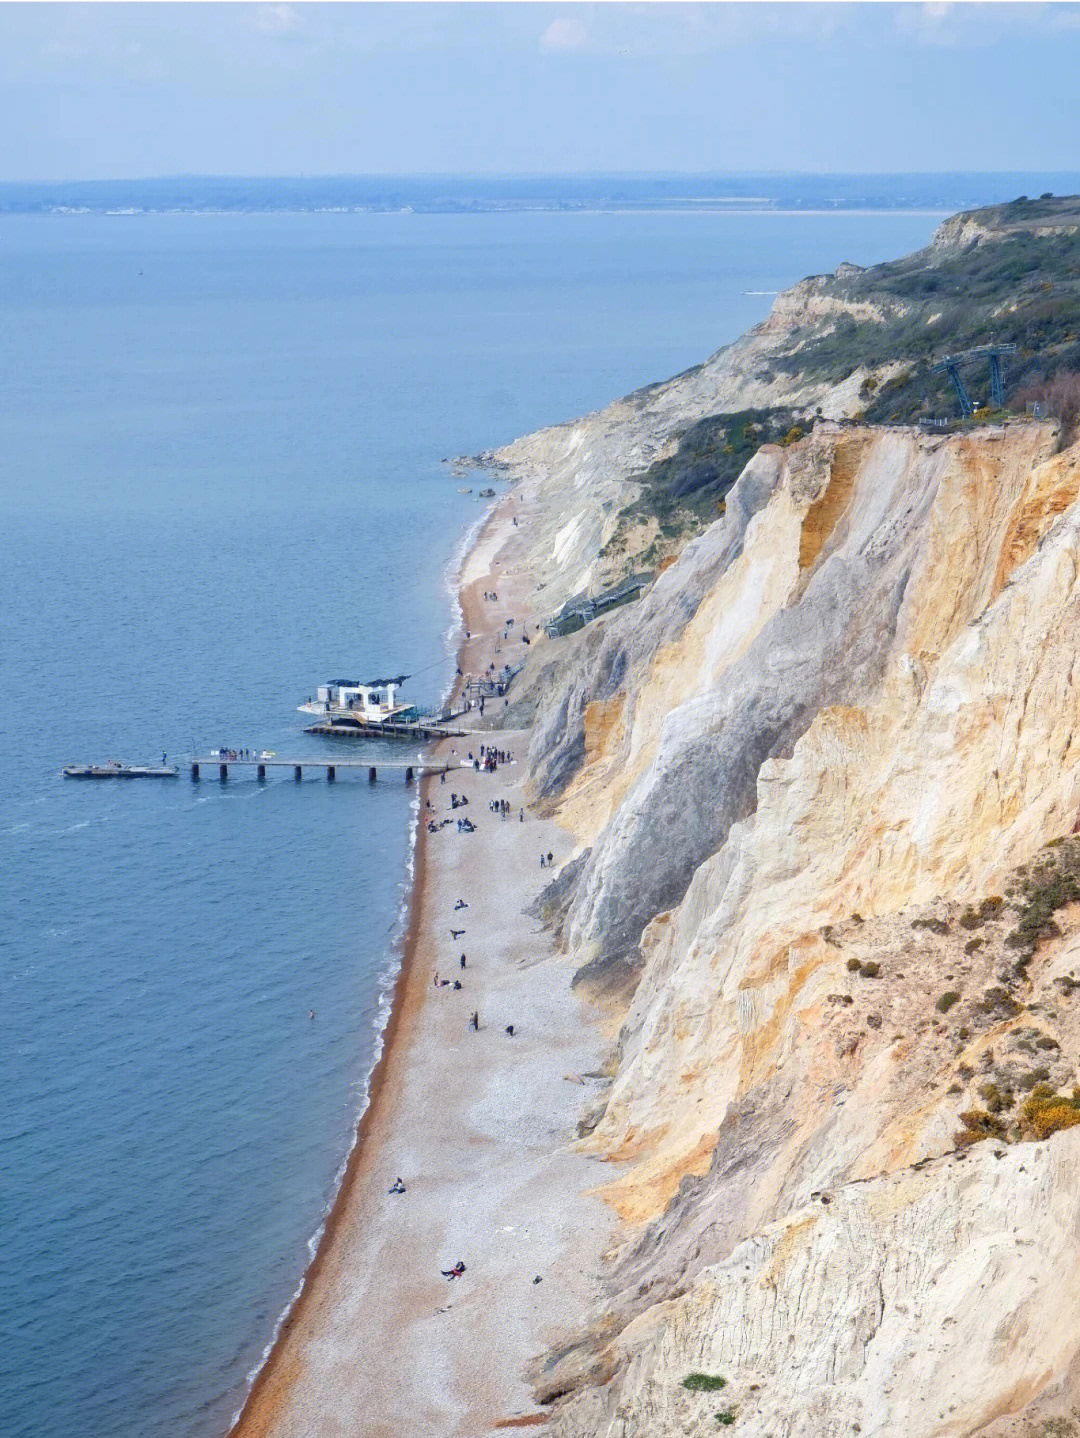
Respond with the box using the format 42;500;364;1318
2;192;952;1438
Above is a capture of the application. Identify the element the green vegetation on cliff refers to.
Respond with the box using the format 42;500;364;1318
793;210;1080;423
601;195;1080;576
627;408;798;521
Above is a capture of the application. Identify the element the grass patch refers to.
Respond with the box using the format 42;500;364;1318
936;990;961;1013
682;1373;727;1392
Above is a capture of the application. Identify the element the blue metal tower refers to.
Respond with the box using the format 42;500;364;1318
930;344;1018;416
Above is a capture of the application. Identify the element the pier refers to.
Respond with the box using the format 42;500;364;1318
303;719;467;740
190;757;456;784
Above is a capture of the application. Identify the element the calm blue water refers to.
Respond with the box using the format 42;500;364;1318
1;208;939;1438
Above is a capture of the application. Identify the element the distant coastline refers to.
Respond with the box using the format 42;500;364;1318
4;169;1080;217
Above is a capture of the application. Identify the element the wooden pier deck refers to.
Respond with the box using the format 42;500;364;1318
190;757;463;783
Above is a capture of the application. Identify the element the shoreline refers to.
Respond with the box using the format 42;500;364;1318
229;491;614;1436
226;760;434;1431
225;499;489;1433
226;486;484;1433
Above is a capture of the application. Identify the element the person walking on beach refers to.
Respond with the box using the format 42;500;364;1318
540;853;545;869
470;1010;479;1030
460;953;466;969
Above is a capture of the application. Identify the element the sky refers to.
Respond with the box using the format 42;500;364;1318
2;1;1080;181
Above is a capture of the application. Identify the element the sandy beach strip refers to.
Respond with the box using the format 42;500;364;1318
229;498;615;1437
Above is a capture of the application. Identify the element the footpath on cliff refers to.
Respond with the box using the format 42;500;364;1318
230;496;617;1438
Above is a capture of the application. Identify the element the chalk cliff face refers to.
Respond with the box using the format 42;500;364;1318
527;419;1080;1436
488;204;1080;1436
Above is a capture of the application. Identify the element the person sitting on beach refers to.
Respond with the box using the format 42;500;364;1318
389;1177;406;1194
454;898;468;910
433;970;441;987
441;1261;466;1280
451;928;465;938
506;1024;515;1037
453;980;462;990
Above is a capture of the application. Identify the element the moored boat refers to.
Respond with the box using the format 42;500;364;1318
64;762;179;779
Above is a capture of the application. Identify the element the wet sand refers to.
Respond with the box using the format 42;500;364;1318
229;498;614;1437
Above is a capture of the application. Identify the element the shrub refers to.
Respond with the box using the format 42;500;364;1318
978;1082;1013;1114
964;938;984;954
682;1373;727;1392
860;961;881;978
912;916;950;935
978;987;1022;1018
715;1413;737;1427
1004;847;1080;963
1020;1088;1080;1140
1014;1066;1052;1092
1014;372;1080;433
959;910;982;930
955;1108;1008;1146
847;957;861;972
936;991;961;1013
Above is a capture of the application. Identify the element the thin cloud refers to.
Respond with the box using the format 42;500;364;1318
540;17;590;53
253;4;299;36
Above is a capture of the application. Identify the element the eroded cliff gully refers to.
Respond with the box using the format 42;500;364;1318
499;416;1080;1437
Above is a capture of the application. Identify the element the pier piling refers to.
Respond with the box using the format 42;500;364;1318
294;765;302;782
219;763;228;782
257;764;266;781
191;762;200;781
327;766;336;782
369;766;377;783
405;766;414;784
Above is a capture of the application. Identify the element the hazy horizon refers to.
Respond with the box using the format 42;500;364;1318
3;170;1079;218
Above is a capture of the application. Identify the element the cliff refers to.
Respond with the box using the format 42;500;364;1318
477;197;1080;1436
